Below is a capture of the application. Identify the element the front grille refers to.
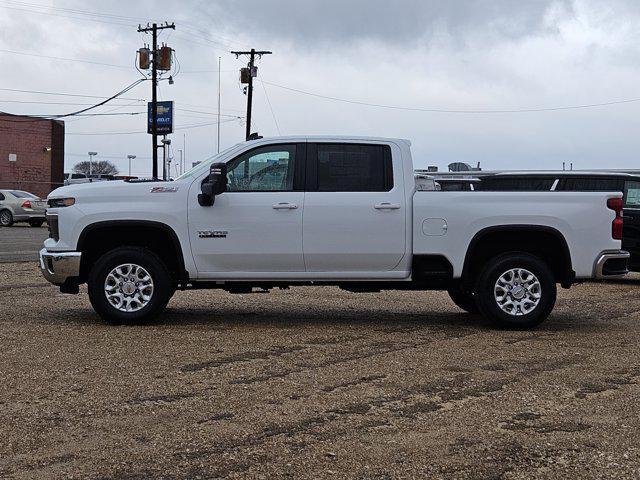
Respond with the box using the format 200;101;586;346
47;214;59;241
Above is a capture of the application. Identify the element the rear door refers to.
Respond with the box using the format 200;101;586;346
623;179;640;270
302;142;406;275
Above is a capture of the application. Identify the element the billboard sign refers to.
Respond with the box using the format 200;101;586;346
148;101;174;135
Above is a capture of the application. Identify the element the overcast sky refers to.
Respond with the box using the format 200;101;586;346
1;0;640;175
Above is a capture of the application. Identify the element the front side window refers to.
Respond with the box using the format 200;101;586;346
624;180;640;208
315;144;392;192
227;144;297;192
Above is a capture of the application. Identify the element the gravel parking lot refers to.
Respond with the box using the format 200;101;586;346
1;259;640;479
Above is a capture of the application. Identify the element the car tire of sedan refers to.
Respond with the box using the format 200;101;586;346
0;210;13;227
475;253;556;329
29;219;44;227
88;247;172;325
447;287;479;314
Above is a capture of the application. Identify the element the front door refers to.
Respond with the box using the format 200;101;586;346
188;143;305;277
302;142;407;275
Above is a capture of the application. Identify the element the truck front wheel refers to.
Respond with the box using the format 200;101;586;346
475;253;556;329
87;247;172;324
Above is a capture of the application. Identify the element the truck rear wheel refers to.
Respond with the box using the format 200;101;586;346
447;287;479;314
88;247;172;324
475;253;556;329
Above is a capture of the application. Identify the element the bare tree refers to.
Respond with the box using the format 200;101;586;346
73;160;119;176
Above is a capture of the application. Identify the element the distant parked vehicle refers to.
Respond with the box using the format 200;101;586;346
434;177;481;191
88;174;115;182
476;171;640;272
0;190;46;227
64;173;91;186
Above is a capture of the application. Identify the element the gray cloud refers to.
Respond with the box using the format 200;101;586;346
207;0;574;46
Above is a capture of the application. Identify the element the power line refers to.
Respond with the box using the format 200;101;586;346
0;48;131;69
0;1;245;53
261;80;640;114
259;79;280;135
66;118;238;135
0;100;142;107
66;152;151;159
0;79;148;121
0;87;145;102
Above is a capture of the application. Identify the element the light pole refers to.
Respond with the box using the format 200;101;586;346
161;137;171;180
127;155;136;177
178;149;183;175
88;151;97;176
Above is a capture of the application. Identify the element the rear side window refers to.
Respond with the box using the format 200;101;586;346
312;144;393;192
0;193;4;201
558;177;622;192
624;180;640;208
477;177;555;191
10;191;37;199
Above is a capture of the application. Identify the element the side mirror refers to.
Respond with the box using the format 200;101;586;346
198;162;228;207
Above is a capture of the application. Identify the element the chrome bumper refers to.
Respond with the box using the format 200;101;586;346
39;248;82;285
594;250;630;279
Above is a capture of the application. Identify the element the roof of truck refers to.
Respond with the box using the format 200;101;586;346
247;135;412;145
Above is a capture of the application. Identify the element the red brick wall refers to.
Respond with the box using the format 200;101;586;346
0;115;65;199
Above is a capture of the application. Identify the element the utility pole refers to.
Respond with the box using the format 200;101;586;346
231;48;272;140
138;22;175;179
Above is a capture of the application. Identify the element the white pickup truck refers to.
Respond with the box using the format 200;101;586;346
40;136;629;328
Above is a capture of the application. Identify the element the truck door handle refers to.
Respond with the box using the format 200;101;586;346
374;203;401;210
272;202;298;210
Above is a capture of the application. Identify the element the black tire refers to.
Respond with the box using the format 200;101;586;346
88;247;172;324
447;287;480;314
0;209;13;227
475;253;556;329
29;219;44;227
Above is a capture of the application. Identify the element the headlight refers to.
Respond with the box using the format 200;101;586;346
48;197;75;208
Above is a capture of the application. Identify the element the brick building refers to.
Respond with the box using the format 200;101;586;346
0;114;65;198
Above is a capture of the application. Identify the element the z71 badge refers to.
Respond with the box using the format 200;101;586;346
198;230;228;238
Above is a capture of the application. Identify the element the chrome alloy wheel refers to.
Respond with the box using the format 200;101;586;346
494;268;541;316
0;210;11;226
104;263;154;312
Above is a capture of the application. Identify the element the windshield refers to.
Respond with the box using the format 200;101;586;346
175;143;244;181
10;190;37;199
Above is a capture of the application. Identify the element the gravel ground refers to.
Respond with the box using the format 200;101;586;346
1;263;640;479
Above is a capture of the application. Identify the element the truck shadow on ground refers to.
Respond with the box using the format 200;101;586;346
49;305;589;334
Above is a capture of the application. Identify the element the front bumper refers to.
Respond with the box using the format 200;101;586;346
594;250;630;279
39;248;82;286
